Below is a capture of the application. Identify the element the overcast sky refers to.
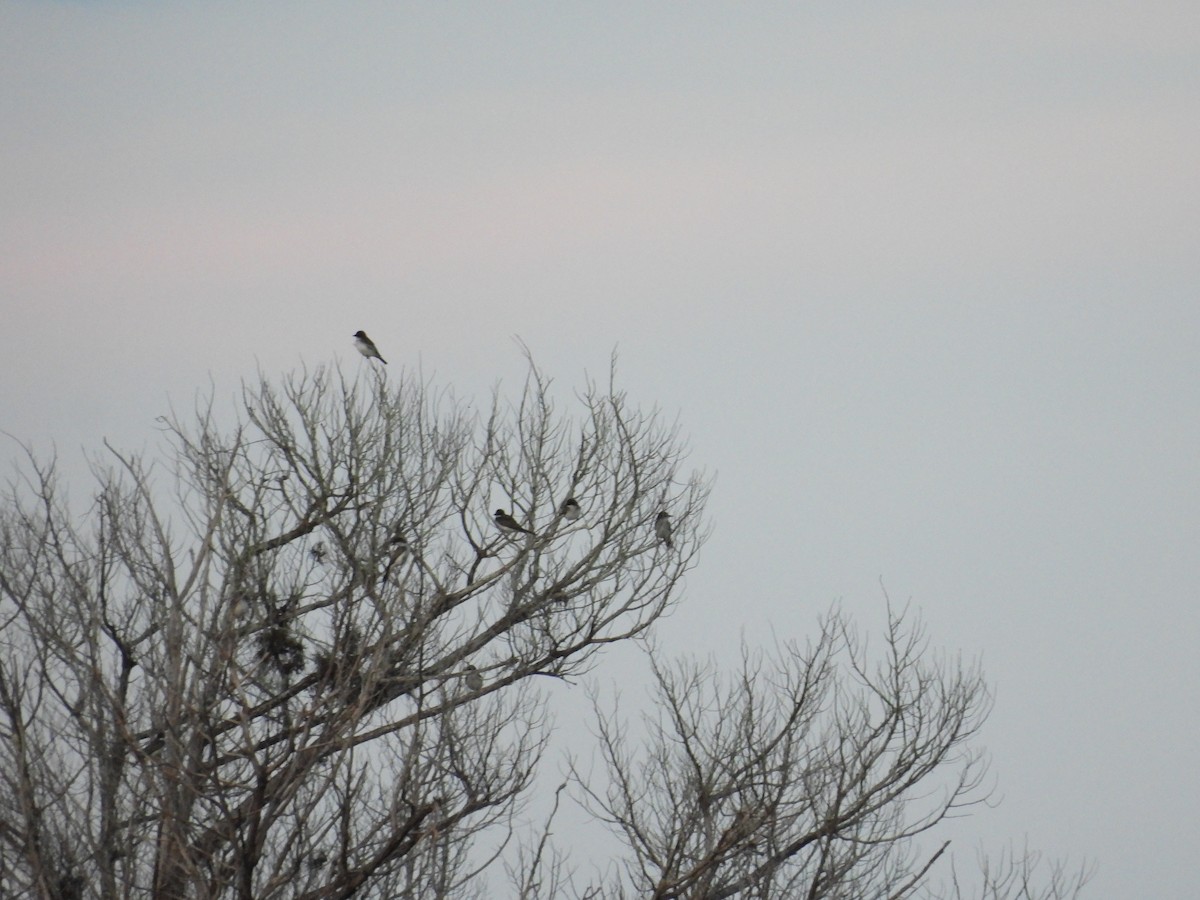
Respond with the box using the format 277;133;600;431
2;3;1198;895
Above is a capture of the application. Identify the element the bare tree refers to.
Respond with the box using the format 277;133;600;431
572;607;1091;900
0;357;1087;899
0;358;706;898
934;845;1094;900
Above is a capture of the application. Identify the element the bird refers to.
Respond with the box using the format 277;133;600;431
352;330;387;364
463;664;484;692
309;542;327;564
142;729;166;757
559;497;582;521
228;593;251;619
655;511;674;549
388;529;409;554
383;530;410;582
494;508;534;536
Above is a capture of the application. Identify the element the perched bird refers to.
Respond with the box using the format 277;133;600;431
388;529;409;554
559;497;582;521
383;530;410;582
229;592;251;619
309;542;327;564
463;664;484;692
352;330;387;364
494;508;534;536
655;511;674;549
142;729;166;757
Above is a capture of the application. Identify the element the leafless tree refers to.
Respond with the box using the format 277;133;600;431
571;607;1091;900
934;844;1094;900
0;357;1087;899
0;357;706;898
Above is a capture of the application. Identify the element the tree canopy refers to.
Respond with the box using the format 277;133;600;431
0;360;1087;899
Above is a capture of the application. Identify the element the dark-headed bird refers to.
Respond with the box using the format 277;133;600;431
464;664;484;692
353;330;387;364
494;508;534;536
560;497;582;521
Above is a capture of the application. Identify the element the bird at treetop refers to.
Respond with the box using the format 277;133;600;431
494;509;535;535
560;497;582;520
655;511;674;549
464;665;484;692
352;330;387;364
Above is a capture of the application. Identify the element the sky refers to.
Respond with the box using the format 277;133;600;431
2;2;1198;895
